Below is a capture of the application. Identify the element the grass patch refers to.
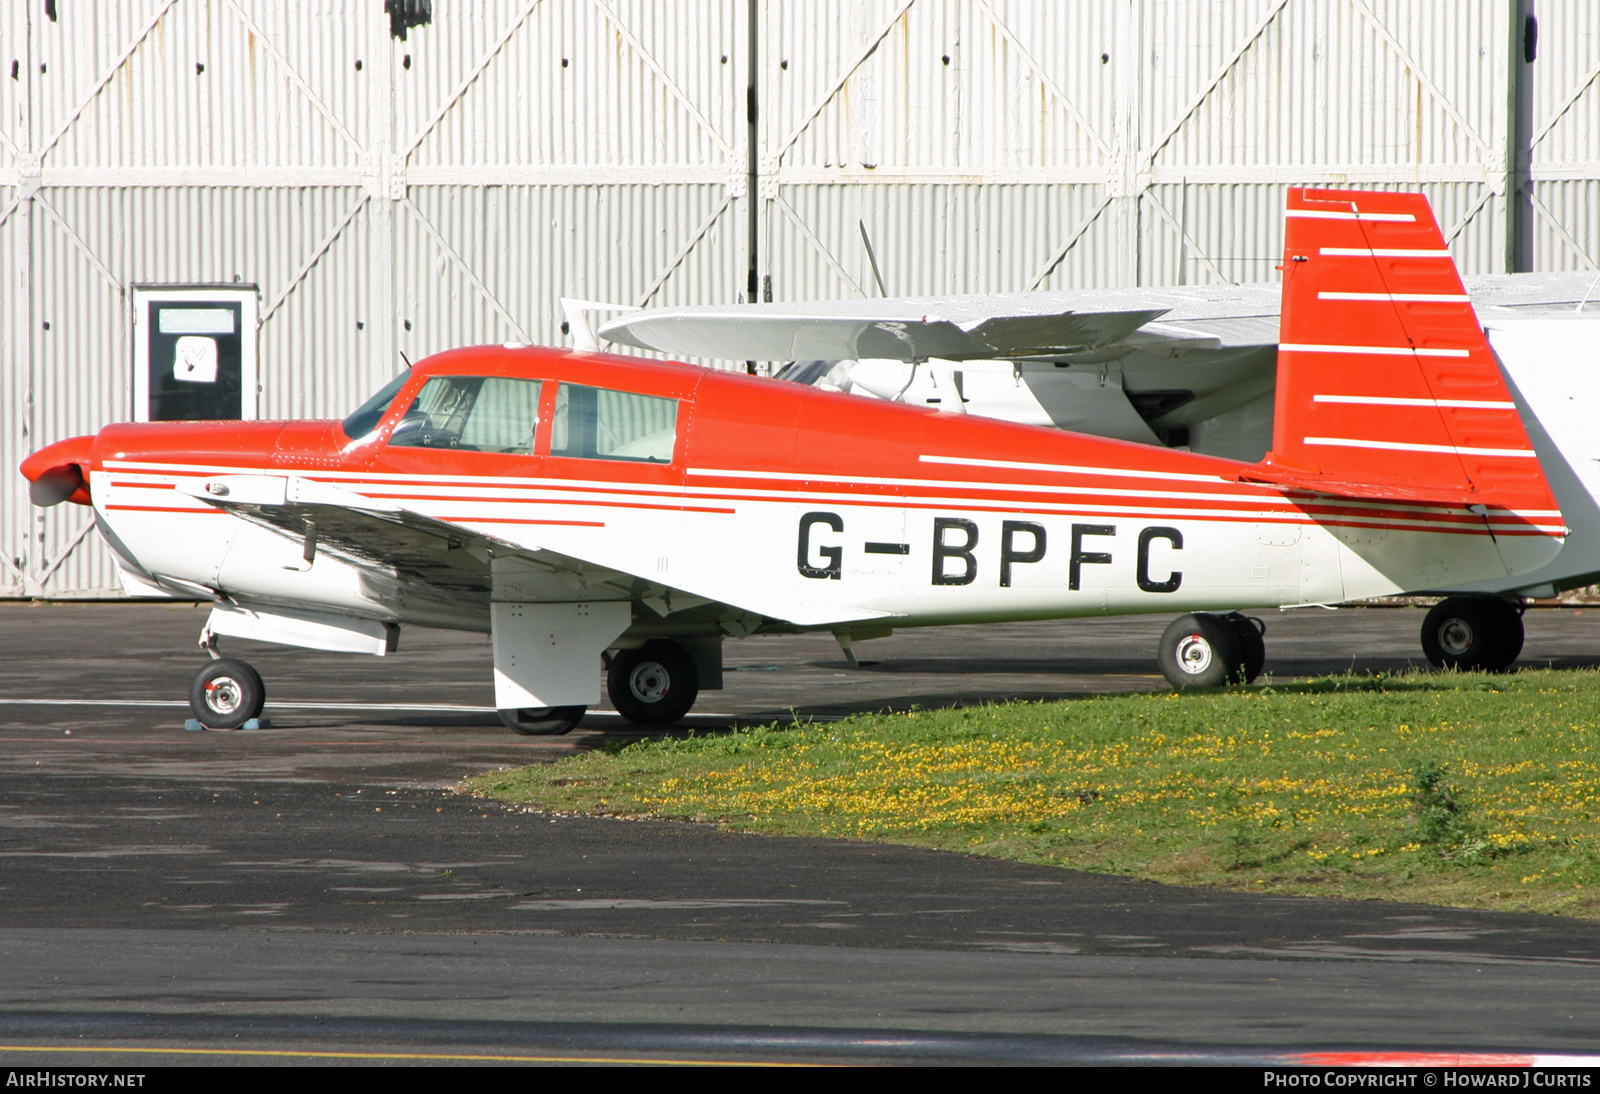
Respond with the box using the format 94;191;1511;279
468;669;1600;918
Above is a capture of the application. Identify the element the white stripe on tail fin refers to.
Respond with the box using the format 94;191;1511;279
1243;188;1562;537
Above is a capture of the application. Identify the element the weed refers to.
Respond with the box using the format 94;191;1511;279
1410;760;1463;844
1410;759;1472;853
1217;785;1260;870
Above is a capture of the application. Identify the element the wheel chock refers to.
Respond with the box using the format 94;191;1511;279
183;717;271;732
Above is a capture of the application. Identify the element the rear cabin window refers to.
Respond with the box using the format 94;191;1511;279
388;376;542;453
550;383;677;463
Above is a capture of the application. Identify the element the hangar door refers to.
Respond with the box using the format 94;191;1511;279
756;0;1568;303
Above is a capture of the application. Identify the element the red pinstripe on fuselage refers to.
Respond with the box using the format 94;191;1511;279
90;347;1558;539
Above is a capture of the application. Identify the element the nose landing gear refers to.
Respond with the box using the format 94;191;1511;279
189;657;266;729
186;627;266;730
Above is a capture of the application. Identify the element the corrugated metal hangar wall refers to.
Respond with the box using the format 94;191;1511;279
1;0;1596;596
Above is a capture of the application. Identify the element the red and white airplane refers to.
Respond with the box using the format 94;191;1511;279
21;189;1567;732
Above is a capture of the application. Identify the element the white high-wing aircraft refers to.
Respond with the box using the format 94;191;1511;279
19;189;1572;733
601;265;1600;674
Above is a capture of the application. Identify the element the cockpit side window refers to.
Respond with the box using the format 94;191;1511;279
341;372;412;440
388;376;543;453
549;383;678;463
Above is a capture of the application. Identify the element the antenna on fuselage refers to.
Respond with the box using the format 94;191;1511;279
399;350;413;370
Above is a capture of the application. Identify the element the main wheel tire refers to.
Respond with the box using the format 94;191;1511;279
499;706;586;736
189;658;265;729
607;640;699;725
1225;613;1267;684
1158;613;1244;689
1421;597;1502;671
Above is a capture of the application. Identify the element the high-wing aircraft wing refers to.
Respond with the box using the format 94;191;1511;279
605;293;1168;362
602;286;1278;360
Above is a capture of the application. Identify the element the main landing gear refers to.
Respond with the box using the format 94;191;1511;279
497;640;703;735
1158;612;1266;689
606;640;700;725
1420;596;1524;672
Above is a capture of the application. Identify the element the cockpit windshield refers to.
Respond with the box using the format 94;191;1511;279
389;376;543;454
340;373;412;440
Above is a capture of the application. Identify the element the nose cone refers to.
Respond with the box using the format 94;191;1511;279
21;435;95;506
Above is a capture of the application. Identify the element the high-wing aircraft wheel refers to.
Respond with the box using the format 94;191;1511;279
607;640;699;725
1158;613;1243;690
499;706;586;736
1224;613;1267;683
188;658;265;730
1421;597;1522;672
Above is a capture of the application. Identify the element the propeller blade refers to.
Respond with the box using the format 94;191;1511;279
29;464;83;507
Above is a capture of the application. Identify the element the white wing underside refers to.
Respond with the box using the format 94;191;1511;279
184;477;888;630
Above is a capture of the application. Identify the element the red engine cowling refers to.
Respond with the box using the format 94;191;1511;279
20;435;95;506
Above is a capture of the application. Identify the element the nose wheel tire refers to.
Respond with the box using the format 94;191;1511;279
1421;597;1523;672
1158;613;1247;689
499;706;586;736
607;640;699;725
189;658;266;729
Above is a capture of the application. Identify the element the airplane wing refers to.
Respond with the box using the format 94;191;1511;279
175;475;890;630
600;285;1283;362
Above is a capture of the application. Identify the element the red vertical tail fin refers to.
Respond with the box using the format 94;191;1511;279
1246;187;1561;535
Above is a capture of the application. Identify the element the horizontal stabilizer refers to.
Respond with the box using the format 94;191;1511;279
1235;469;1475;507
